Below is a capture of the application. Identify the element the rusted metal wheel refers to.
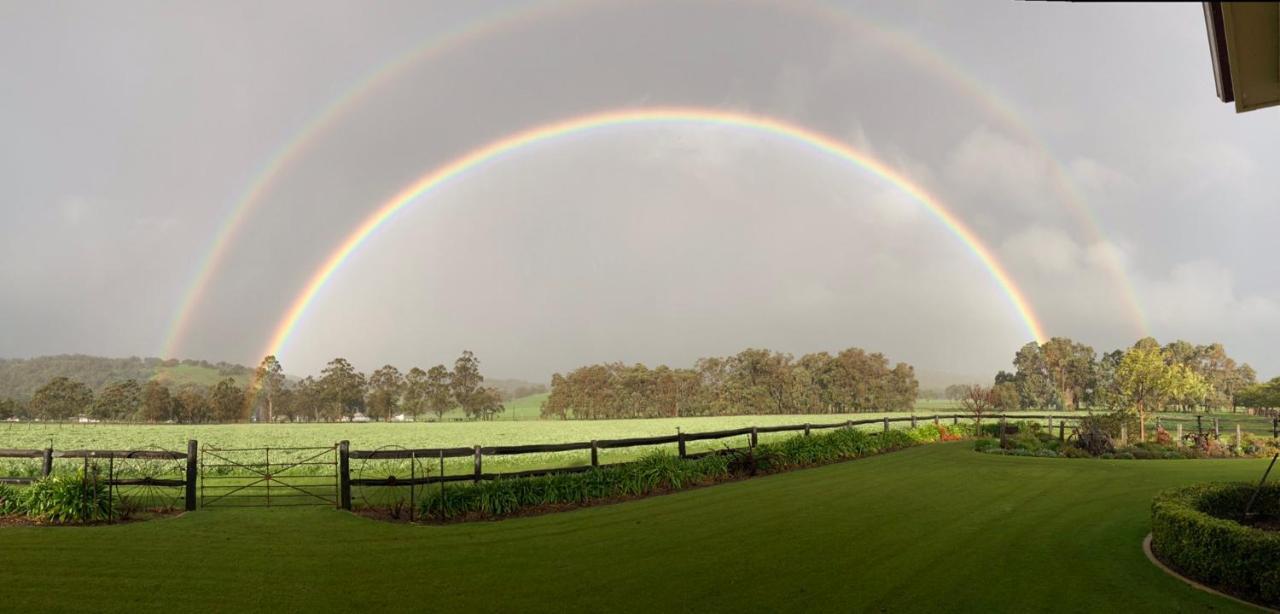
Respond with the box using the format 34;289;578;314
355;445;419;516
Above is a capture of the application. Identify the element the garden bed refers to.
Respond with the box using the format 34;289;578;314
1149;482;1280;608
360;424;969;523
971;419;1280;460
0;475;180;526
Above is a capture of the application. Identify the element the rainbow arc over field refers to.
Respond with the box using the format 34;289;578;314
162;0;1146;361
259;107;1049;364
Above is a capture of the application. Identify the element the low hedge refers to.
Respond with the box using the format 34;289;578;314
417;424;965;521
1150;482;1280;607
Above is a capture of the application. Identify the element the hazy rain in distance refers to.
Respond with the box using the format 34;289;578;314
2;1;1276;381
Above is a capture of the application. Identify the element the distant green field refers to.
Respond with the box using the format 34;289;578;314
435;392;549;421
4;401;1271;478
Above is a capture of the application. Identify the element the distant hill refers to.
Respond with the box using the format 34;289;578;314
0;355;253;400
484;378;549;401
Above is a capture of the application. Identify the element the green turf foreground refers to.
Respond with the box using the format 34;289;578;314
0;443;1268;613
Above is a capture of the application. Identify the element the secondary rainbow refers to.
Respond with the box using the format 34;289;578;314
260;107;1049;361
166;0;1144;361
159;0;580;359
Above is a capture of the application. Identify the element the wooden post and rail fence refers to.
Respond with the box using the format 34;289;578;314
0;441;198;512
2;412;1277;514
337;412;1112;511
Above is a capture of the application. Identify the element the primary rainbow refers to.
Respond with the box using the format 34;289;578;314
260;107;1048;361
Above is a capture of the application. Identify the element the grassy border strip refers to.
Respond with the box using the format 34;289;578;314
1142;533;1278;613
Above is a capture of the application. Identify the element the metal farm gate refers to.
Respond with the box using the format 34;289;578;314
200;445;338;508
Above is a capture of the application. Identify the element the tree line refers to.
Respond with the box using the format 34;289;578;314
0;351;508;423
0;354;252;400
954;337;1264;440
540;347;919;420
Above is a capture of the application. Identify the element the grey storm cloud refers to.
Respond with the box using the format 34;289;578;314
3;0;1279;382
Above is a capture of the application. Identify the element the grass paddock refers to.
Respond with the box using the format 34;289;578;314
0;442;1269;612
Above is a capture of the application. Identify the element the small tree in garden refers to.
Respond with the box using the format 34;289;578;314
1115;347;1210;441
961;384;996;430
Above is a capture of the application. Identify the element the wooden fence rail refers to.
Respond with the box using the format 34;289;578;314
0;441;198;511
339;413;1100;510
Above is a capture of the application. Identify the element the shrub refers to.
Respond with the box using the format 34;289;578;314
21;472;113;524
0;484;21;515
906;424;940;442
1113;452;1135;460
1126;447;1155;460
973;438;999;452
1059;446;1092;459
1151;483;1280;607
1077;414;1119;456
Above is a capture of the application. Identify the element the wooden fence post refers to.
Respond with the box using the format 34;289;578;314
803;423;811;437
338;440;351;510
185;440;198;511
933;415;940;428
1236;423;1243;451
952;415;958;425
1058;421;1065;442
750;426;758;448
1213;418;1220;439
1196;415;1203;437
1047;416;1053;432
882;417;889;433
1177;424;1183;447
473;445;482;483
845;420;852;430
1120;423;1127;445
590;440;599;467
41;447;53;477
677;431;686;458
910;415;917;429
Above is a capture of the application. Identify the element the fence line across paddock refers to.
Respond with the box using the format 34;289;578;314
339;413;1113;514
2;412;1276;516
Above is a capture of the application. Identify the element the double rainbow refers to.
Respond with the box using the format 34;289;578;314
163;0;1147;361
259;107;1049;361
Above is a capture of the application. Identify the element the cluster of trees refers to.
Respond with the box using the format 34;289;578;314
0;376;251;423
970;337;1260;439
1237;377;1280;411
541;347;918;420
0;354;252;399
993;337;1255;414
0;351;507;423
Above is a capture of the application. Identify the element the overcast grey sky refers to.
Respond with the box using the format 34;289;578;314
2;0;1278;381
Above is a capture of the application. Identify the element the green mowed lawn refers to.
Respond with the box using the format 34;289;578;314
0;443;1268;612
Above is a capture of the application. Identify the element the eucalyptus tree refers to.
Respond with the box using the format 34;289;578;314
30;376;93;421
